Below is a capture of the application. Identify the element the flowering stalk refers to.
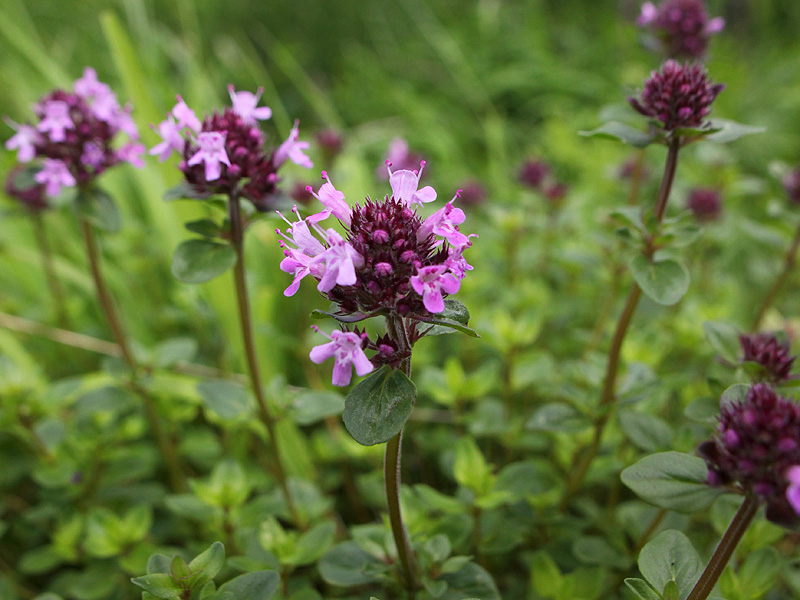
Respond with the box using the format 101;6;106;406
751;222;800;330
560;139;680;510
80;217;187;493
227;191;299;524
685;494;759;600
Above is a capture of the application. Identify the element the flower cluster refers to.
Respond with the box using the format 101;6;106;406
278;163;474;385
4;166;49;212
637;0;725;58
3;67;143;198
698;383;800;527
150;86;311;211
629;60;725;131
687;187;722;221
518;158;569;206
740;332;795;383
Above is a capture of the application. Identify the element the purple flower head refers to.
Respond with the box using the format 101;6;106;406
637;0;725;59
629;60;725;131
457;180;486;207
274;120;313;169
544;182;568;205
316;129;344;160
518;159;550;190
228;85;272;125
377;138;426;180
618;157;651;180
698;383;800;527
4;72;140;194
169;91;311;211
290;181;315;205
783;168;800;204
388;161;437;207
687;187;722;221
740;333;796;383
4;165;49;212
35;159;76;197
309;326;374;387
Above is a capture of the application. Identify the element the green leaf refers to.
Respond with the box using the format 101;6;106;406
703;321;742;363
216;571;280;600
289;521;336;566
525;402;591;433
720;547;780;600
164;181;212;202
437;562;500;600
153;338;198;369
580;121;657;148
197;380;253;420
453;437;494;496
310;309;382;323
415;298;478;337
172;239;237;284
618;410;674;452
621;452;725;512
318;542;387;586
290;390;344;426
147;554;173;575
130;574;182;599
185;219;224;238
342;366;417;446
720;384;749;409
74;187;121;233
638;530;702;600
187;541;225;587
572;536;630;569
163;495;217;521
629;256;690;306
704;119;766;144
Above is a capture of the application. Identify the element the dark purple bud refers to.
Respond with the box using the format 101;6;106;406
687;187;722;221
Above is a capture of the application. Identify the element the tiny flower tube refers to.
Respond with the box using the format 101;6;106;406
309;326;374;386
274;120;313;169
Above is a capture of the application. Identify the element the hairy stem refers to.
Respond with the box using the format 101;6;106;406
560;139;680;510
751;221;800;330
80;218;187;493
32;213;70;328
686;495;759;600
227;193;299;525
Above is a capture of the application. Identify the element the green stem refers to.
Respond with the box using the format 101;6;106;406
686;495;759;600
227;193;299;525
751;221;800;330
560;139;681;510
32;212;70;328
80;218;187;493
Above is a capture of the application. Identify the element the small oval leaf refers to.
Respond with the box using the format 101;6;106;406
629;256;690;306
172;239;237;284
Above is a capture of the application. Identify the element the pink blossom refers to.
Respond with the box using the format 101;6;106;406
89;89;121;124
445;244;475;280
149;115;185;161
188;131;231;181
117;142;145;168
74;67;111;99
172;96;201;133
307;171;351;226
4;122;40;162
277;208;326;296
637;2;658;26
417;192;468;247
787;465;800;515
705;17;725;35
81;142;105;168
35;159;75;197
274;120;313;169
37;100;74;142
388;161;437;207
410;264;461;313
228;85;272;124
310;229;364;292
309;328;373;386
113;104;139;139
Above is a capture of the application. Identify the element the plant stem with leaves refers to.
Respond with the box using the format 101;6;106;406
751;221;800;330
227;192;299;525
560;139;681;510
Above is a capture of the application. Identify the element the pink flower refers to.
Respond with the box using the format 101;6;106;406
149;115;185;161
277;208;327;296
37;100;74;142
228;85;272;124
113;103;139;139
89;89;121;124
410;264;461;313
188;131;231;182
417;192;469;247
74;67;111;99
388;161;437;207
81;142;105;168
274;120;313;169
35;159;75;196
172;96;201;133
310;229;364;292
637;2;658;26
309;328;373;386
307;171;351;226
787;466;800;515
117;142;145;168
4;122;40;162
